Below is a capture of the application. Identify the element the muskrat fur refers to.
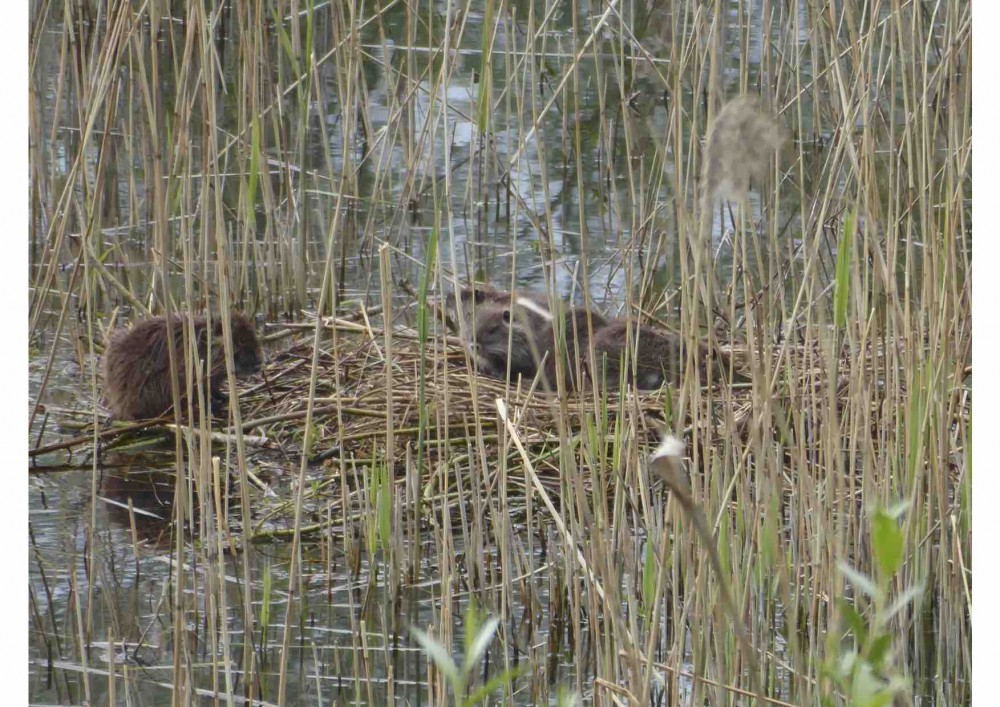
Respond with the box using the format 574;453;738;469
471;301;553;383
588;320;737;390
102;312;263;420
588;320;684;389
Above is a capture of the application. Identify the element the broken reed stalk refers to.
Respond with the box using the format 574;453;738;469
648;435;763;701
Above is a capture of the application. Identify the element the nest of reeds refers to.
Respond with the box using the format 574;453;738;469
239;316;691;463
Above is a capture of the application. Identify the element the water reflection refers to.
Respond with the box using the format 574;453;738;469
97;466;177;548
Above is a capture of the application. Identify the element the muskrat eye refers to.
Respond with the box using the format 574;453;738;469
502;309;512;324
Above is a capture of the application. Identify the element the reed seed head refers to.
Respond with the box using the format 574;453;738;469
702;95;785;206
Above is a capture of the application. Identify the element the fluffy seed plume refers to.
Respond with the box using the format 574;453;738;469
649;434;690;492
652;434;685;460
702;95;785;207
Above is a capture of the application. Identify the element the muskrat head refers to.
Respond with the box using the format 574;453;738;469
460;283;512;306
472;305;539;380
212;312;264;375
447;284;517;330
231;312;264;374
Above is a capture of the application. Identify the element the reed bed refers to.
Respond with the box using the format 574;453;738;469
28;0;971;705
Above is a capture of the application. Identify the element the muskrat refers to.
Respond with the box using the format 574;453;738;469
102;312;263;420
588;320;736;390
588;320;686;390
557;305;611;387
471;298;609;389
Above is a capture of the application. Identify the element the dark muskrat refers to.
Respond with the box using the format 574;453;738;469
471;298;608;389
588;320;735;390
102;312;263;420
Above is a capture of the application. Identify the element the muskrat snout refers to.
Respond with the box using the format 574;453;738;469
236;355;260;376
234;350;262;375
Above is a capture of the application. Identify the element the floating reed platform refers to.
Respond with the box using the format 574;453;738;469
32;313;949;548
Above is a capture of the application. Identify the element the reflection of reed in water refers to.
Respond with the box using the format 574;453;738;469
98;468;178;548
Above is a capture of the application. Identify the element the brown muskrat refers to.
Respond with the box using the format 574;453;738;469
102;312;263;420
588;320;737;390
587;320;686;390
471;298;609;389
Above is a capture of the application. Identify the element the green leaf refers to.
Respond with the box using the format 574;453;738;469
839;562;878;598
410;625;460;684
261;562;272;628
851;662;882;707
906;367;930;480
416;225;438;346
760;496;778;570
837;649;858;678
466;663;532;705
866;690;896;707
476;0;494;132
717;517;731;577
270;4;301;74
464;599;481;657
836;597;868;645
871;509;904;578
303;0;315;63
834;209;855;328
642;541;656;621
246;115;261;225
465;616;500;669
867;633;893;670
302;420;318;457
376;464;391;551
555;686;582;707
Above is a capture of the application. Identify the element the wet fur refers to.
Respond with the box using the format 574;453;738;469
472;302;553;383
447;283;551;326
102;312;263;420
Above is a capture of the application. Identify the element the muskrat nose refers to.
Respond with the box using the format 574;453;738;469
236;353;262;375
